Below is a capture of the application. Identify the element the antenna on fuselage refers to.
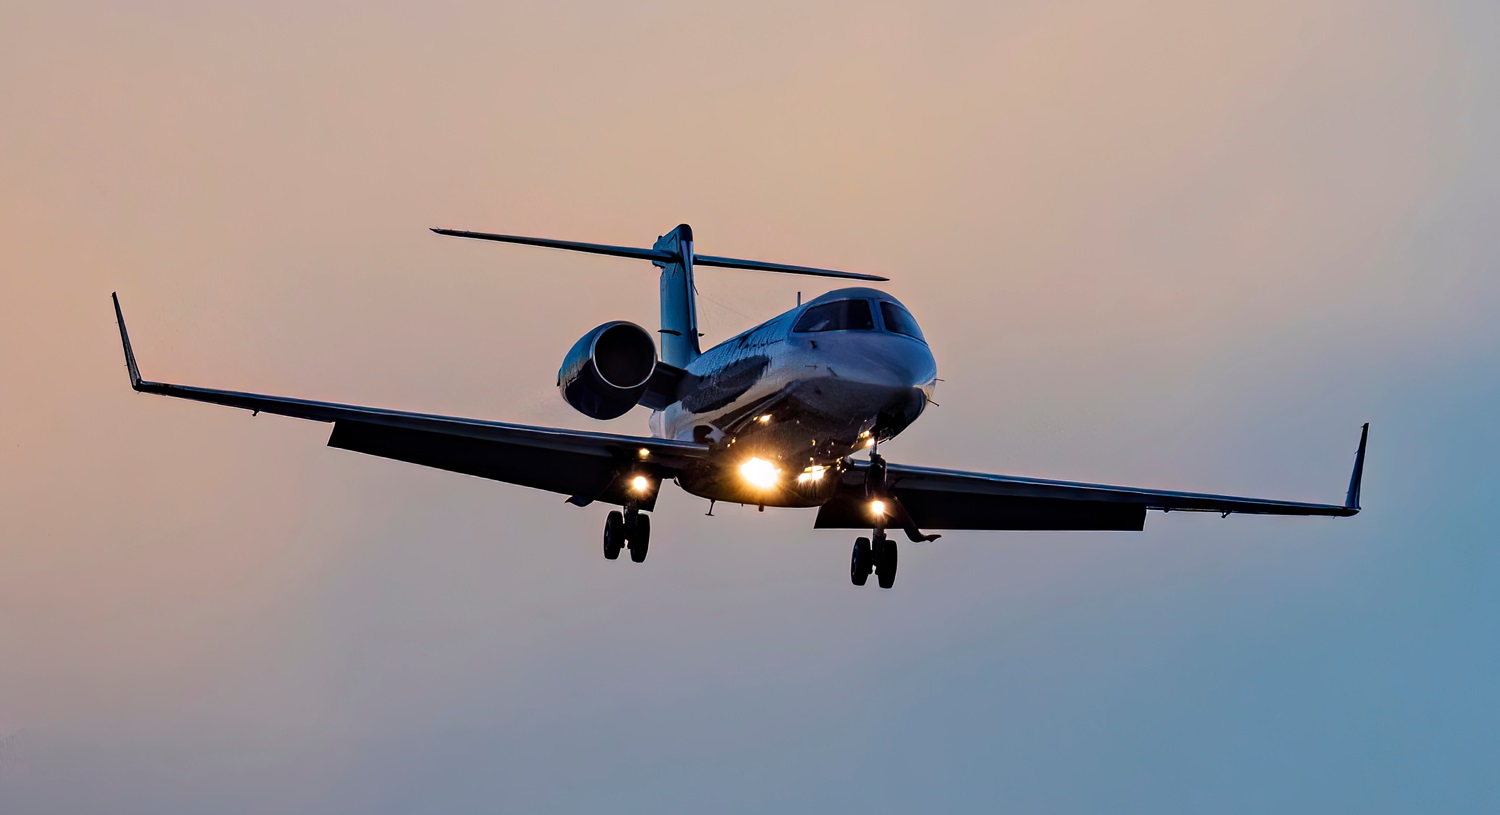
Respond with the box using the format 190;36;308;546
797;291;802;306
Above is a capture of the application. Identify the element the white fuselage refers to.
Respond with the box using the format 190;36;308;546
650;287;937;506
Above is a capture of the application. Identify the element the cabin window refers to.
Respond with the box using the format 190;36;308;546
793;300;875;333
879;302;926;342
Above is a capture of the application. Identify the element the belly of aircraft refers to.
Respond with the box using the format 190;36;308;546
649;330;936;507
661;375;929;508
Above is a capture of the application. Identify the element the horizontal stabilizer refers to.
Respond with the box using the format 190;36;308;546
431;228;669;263
691;253;887;280
431;227;888;282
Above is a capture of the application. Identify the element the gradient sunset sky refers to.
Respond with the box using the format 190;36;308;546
2;1;1498;811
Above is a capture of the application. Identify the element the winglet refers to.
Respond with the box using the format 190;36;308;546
1345;423;1369;512
111;292;144;389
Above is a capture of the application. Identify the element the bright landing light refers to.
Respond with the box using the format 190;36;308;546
796;465;826;484
739;457;781;489
630;475;651;494
869;499;887;517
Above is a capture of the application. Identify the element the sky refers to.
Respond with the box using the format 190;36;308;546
2;0;1498;811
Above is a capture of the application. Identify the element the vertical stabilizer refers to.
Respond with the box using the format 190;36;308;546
653;224;700;367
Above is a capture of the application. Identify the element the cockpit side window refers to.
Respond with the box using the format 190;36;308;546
793;299;875;333
879;302;926;342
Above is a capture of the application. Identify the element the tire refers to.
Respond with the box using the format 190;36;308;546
603;511;624;560
628;514;651;563
851;537;872;586
876;538;898;589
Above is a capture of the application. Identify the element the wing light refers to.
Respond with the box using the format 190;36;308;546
796;465;826;484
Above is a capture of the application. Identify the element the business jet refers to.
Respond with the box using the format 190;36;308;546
111;223;1367;588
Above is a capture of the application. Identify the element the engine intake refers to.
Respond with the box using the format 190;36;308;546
558;321;658;419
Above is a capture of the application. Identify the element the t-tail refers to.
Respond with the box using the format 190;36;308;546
430;222;889;368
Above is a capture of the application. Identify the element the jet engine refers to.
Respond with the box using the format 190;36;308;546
558;321;659;419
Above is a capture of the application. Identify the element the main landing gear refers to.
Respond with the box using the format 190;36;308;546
850;531;898;589
603;505;651;563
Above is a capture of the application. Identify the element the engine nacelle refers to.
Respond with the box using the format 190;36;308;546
558;321;659;420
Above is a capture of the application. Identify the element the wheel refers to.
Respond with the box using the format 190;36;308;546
628;513;651;563
876;537;898;589
851;537;872;586
603;511;624;560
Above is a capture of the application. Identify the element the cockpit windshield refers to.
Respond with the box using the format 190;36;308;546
879;302;926;342
793;299;875;333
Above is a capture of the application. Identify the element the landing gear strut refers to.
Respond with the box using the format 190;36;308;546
850;449;901;588
603;504;651;563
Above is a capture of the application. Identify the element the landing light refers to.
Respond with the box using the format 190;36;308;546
638;447;651;459
757;414;773;424
796;465;826;484
739;457;781;490
630;475;651;494
864;438;875;449
869;499;887;517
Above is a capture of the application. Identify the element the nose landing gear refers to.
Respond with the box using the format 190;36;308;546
602;504;651;563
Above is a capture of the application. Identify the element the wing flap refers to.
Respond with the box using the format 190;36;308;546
328;421;655;508
815;490;1146;531
874;462;1359;517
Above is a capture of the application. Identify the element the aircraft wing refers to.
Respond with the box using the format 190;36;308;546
111;295;708;508
816;427;1367;536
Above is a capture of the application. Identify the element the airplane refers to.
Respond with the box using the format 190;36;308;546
111;223;1368;589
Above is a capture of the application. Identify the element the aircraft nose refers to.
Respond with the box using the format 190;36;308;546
843;336;937;391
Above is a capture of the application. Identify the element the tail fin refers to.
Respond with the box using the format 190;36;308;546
652;224;700;367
